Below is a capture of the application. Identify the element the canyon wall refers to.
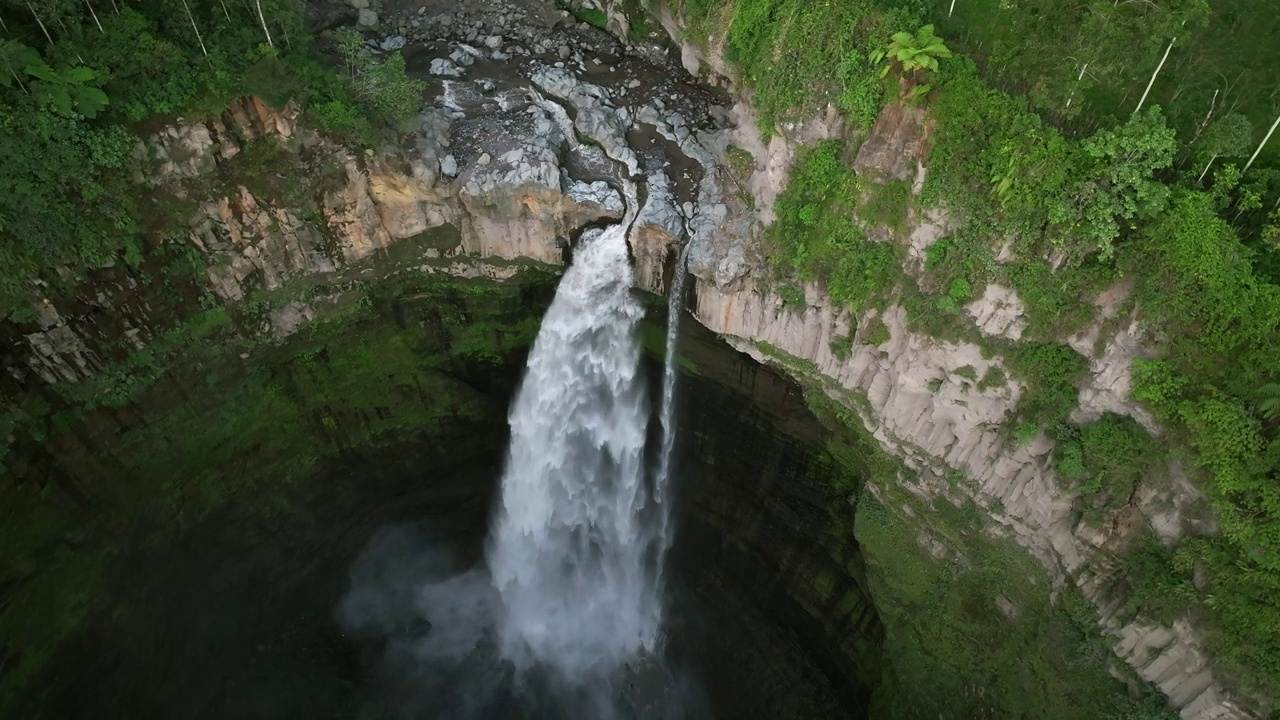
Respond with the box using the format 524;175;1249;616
0;0;1258;716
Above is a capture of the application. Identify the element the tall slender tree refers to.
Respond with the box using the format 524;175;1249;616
178;0;207;56
82;0;101;32
1134;37;1175;114
254;0;272;47
1244;112;1280;175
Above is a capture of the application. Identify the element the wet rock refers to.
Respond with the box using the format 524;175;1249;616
531;66;640;177
564;177;624;217
429;58;463;77
630;171;685;293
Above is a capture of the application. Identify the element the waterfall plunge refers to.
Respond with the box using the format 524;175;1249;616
487;218;681;681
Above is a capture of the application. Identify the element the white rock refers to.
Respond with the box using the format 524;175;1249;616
380;35;406;51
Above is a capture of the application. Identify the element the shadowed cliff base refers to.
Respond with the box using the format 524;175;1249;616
9;282;881;719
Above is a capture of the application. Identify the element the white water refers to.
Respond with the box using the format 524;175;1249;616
652;245;689;563
488;223;670;680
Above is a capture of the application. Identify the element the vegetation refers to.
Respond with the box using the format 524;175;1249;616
0;0;422;318
765;141;900;310
0;269;555;709
797;382;1175;719
675;0;1280;705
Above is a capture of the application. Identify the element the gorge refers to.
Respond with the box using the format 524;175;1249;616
2;0;1279;718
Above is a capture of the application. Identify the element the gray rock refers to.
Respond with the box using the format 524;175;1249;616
357;8;378;26
429;58;463;77
380;35;406;51
558;45;571;60
350;0;368;8
634;172;684;239
449;47;477;66
565;177;624;216
441;154;458;177
485;35;503;49
476;153;491;166
437;12;453;25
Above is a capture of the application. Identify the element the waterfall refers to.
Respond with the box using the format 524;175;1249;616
652;245;689;560
487;219;664;680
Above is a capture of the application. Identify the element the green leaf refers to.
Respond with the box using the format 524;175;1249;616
23;61;60;83
72;86;110;117
65;65;98;84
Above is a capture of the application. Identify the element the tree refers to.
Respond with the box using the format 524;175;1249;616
177;0;208;56
331;28;424;129
1070;107;1178;260
1196;113;1253;183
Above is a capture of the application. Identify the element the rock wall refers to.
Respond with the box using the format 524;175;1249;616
670;325;884;717
2;0;1257;715
629;2;1250;716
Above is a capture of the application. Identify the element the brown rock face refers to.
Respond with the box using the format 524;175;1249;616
852;99;932;183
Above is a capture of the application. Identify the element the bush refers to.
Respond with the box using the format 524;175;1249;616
768;141;899;310
332;29;425;131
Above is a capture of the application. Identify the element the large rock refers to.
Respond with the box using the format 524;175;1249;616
629;172;685;293
853;99;932;183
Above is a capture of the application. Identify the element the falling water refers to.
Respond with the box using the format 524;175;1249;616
487;219;665;680
652;245;690;560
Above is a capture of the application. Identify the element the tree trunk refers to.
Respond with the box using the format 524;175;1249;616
1197;154;1217;184
84;0;104;33
254;0;274;47
217;0;231;22
1243;112;1280;175
27;3;55;45
1065;62;1089;111
179;0;209;56
1134;37;1175;115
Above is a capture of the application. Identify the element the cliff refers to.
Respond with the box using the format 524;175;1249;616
0;0;1262;716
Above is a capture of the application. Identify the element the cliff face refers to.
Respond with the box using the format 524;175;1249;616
641;5;1243;716
1;0;1255;716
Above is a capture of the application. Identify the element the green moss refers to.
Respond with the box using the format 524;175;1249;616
864;314;891;346
793;381;1165;718
639;318;699;374
0;271;556;710
573;7;609;28
977;366;1007;392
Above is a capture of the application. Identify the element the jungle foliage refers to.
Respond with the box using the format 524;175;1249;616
0;0;422;320
676;0;1280;704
